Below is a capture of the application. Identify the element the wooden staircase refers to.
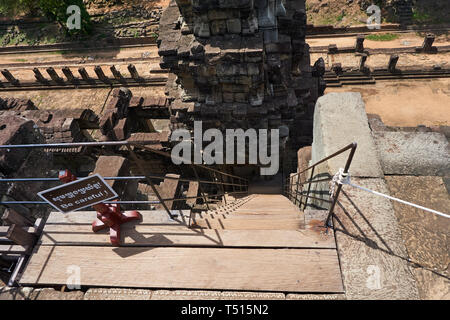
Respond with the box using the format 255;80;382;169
19;193;344;293
191;194;306;230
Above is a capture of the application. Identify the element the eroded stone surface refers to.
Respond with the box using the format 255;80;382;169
385;176;450;300
30;288;84;300
333;178;419;300
286;293;346;300
0;287;34;300
151;290;221;300
84;288;152;300
374;132;450;176
220;291;285;300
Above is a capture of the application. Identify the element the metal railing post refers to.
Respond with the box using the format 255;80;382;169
324;143;357;227
125;145;174;219
191;165;210;211
303;167;315;211
215;172;227;205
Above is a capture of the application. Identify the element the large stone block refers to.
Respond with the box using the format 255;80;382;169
373;132;450;177
312;92;384;178
333;177;419;299
93;156;137;200
0;115;44;174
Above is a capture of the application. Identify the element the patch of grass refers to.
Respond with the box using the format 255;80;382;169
337;12;346;22
412;9;431;23
366;33;399;41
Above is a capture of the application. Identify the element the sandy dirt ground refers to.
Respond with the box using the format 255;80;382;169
0;45;162;82
0;86;166;115
0;61;163;82
311;51;450;69
86;0;170;14
326;78;450;127
0;45;160;66
307;32;450;49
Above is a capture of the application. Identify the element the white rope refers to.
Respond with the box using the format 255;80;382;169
330;168;450;219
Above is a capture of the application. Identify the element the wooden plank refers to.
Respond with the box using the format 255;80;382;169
0;226;36;236
6;225;37;246
39;210;334;248
195;212;303;219
0;244;29;254
39;224;335;248
232;208;301;215
20;246;344;293
2;209;34;227
191;217;305;230
45;210;189;224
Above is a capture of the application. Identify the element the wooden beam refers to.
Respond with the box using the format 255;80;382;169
39;210;334;248
0;226;36;236
7;224;37;247
39;224;335;248
2;209;34;227
0;244;29;254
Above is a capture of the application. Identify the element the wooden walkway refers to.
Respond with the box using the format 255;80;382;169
20;194;344;293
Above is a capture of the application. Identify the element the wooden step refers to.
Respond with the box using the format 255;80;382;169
39;211;334;248
193;212;303;220
20;246;344;293
231;209;303;215
191;217;305;230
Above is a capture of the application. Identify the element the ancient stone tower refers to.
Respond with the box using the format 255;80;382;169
158;0;325;149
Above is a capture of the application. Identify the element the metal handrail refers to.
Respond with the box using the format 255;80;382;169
0;175;245;187
0;191;249;206
285;142;357;227
133;142;248;183
0;140;249;183
0;140;249;219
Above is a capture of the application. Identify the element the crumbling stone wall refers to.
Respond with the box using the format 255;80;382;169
0;114;55;220
158;0;325;148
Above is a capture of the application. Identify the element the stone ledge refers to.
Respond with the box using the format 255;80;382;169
312;92;384;178
333;177;419;300
151;290;221;300
84;288;152;300
373;131;450;176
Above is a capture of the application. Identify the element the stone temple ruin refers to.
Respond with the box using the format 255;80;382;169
0;0;449;301
158;0;325;150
